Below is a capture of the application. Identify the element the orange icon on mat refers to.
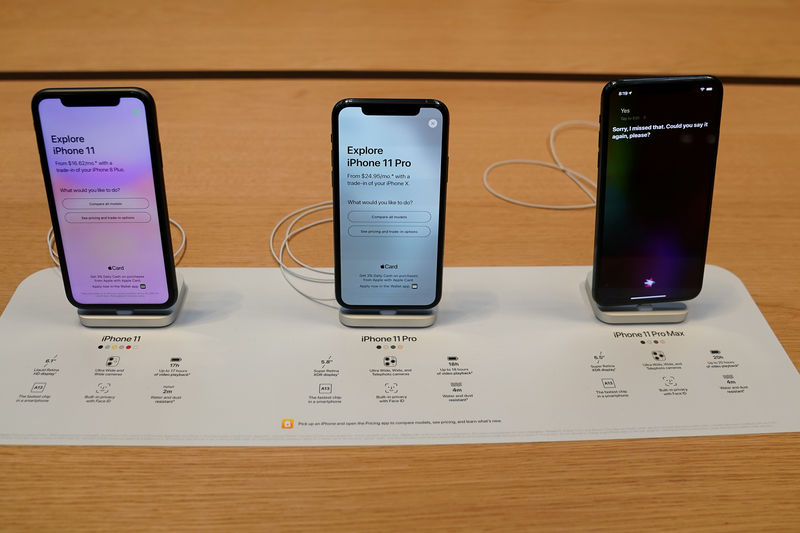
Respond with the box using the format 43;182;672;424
281;419;294;429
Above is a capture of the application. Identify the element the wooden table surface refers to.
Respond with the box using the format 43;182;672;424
1;1;800;531
2;0;799;79
1;78;799;531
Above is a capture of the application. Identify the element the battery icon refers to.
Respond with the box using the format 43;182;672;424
447;356;459;361
170;357;182;362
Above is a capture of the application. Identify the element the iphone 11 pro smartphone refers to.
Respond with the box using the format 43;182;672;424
592;76;723;306
332;98;449;309
32;87;178;310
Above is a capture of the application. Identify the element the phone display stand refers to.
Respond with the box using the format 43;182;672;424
584;273;688;324
339;307;437;328
77;275;187;328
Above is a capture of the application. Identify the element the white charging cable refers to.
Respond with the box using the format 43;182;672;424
46;218;187;267
483;119;599;209
268;200;337;310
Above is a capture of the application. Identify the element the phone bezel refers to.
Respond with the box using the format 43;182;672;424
592;76;723;307
32;87;179;310
331;98;449;310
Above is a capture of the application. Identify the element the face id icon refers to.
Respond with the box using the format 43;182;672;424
281;419;294;429
96;382;111;394
106;356;120;367
31;382;47;393
385;383;399;393
383;356;397;367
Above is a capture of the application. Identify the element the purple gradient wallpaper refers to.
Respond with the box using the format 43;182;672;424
38;97;169;305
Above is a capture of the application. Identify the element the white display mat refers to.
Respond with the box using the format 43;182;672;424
1;266;798;446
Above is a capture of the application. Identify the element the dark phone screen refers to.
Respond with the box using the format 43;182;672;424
593;77;723;306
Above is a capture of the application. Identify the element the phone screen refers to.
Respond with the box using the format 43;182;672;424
35;92;174;307
333;100;448;308
593;77;723;306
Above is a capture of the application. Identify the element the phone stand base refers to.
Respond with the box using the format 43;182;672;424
584;273;688;324
77;275;187;328
339;307;437;328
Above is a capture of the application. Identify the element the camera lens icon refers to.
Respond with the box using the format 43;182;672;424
428;119;438;128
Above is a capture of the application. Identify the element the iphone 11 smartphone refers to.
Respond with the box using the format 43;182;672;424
32;87;178;310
